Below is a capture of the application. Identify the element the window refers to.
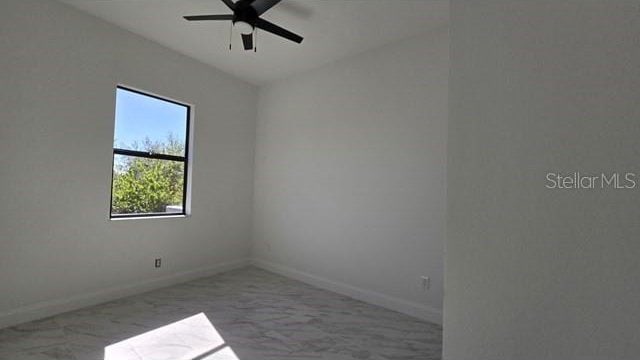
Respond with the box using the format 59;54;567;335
110;86;191;218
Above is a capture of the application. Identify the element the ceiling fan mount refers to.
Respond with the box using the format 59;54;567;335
184;0;304;51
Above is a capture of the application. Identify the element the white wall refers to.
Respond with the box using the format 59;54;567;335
446;1;640;359
0;0;257;328
252;28;448;323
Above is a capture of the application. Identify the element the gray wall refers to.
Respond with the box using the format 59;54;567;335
0;0;257;327
252;28;448;322
446;1;640;359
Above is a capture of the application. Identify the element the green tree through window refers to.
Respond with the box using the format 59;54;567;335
111;136;185;214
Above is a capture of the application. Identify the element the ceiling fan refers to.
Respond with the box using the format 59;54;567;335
184;0;304;51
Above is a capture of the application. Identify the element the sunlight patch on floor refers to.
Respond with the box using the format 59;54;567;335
104;313;238;360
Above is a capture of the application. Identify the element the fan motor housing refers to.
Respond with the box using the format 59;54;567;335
233;4;258;28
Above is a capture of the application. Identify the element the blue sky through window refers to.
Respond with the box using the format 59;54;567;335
114;88;187;154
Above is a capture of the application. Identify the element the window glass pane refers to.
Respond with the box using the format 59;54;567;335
111;155;185;216
114;88;187;156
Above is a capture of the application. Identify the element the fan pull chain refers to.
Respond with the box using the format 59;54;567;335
229;22;233;51
254;28;258;52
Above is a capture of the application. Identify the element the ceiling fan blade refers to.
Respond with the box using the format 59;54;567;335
255;18;303;44
220;0;236;11
250;0;282;15
184;14;234;21
241;33;254;50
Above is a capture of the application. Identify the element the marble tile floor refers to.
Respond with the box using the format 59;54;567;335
0;267;442;360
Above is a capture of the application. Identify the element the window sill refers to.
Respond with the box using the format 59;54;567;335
110;214;189;221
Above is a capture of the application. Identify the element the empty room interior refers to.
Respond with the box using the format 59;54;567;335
0;1;638;359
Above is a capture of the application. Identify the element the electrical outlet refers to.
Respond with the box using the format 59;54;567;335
155;258;162;268
421;276;430;291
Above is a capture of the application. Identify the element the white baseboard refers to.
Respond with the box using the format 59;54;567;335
0;258;250;330
250;258;442;325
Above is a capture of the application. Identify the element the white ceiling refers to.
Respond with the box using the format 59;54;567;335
59;0;449;85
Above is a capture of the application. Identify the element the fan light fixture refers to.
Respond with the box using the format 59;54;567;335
233;20;254;34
